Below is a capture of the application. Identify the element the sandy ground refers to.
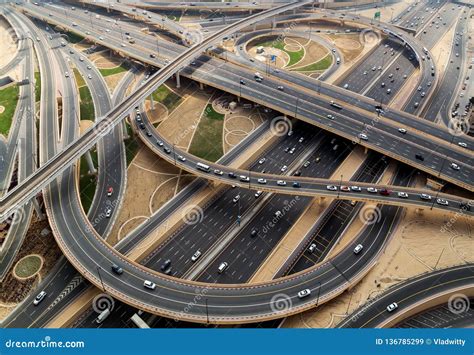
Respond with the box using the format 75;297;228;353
103;72;128;94
223;107;265;152
284;207;473;328
0;18;18;70
106;82;207;245
79;120;94;135
89;51;124;69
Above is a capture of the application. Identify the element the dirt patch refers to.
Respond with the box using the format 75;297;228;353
327;34;364;62
144;100;168;124
103;72;128;93
91;53;125;69
0;18;18;69
0;216;61;320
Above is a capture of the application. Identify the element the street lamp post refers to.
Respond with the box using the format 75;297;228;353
97;266;105;292
337;174;343;198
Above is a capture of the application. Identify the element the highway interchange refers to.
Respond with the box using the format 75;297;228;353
0;0;472;329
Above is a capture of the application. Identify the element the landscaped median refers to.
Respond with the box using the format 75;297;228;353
0;84;19;136
189;103;225;162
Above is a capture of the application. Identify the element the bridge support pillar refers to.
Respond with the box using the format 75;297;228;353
85;150;97;175
199;82;205;90
253;24;257;31
122;120;130;139
364;147;369;155
272;18;276;28
176;71;181;88
149;93;155;110
32;197;44;220
249;10;252;15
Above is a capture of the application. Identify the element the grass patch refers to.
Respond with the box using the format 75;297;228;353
0;84;19;135
258;38;304;67
99;62;130;77
295;54;333;72
188;104;224;162
152;84;182;112
79;86;94;121
124;123;140;166
73;68;86;87
14;255;42;278
79;149;98;213
34;71;41;102
65;31;85;44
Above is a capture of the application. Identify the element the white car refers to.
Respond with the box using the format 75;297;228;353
420;193;432;200
178;155;186;162
351;186;361;192
458;142;467;148
143;280;156;290
327;114;335;120
367;187;377;193
308;244;316;253
257;178;267;184
358;133;368;141
327;185;337;191
386;302;398;312
297;289;311;299
232;195;240;203
398;128;407;134
353;244;363;254
105;207;112;218
436;198;449;206
254;191;263;198
214;169;223;176
397;192;409;198
450;163;460;170
240;175;250;182
277;180;287;186
281;165;288;172
258;158;266;164
191;250;202;262
33;291;47;306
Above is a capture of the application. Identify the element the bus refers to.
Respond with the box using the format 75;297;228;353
96;309;111;324
130;313;150;328
196;162;210;173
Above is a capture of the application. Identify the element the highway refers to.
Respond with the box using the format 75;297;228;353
338;264;474;328
12;3;474;193
0;0;470;328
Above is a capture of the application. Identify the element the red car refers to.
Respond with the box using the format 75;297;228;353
107;187;113;197
340;186;351;192
379;188;391;196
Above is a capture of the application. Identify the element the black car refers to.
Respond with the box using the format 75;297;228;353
460;202;471;211
164;147;171;154
415;153;424;161
111;264;123;275
228;172;236;178
161;259;171;271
